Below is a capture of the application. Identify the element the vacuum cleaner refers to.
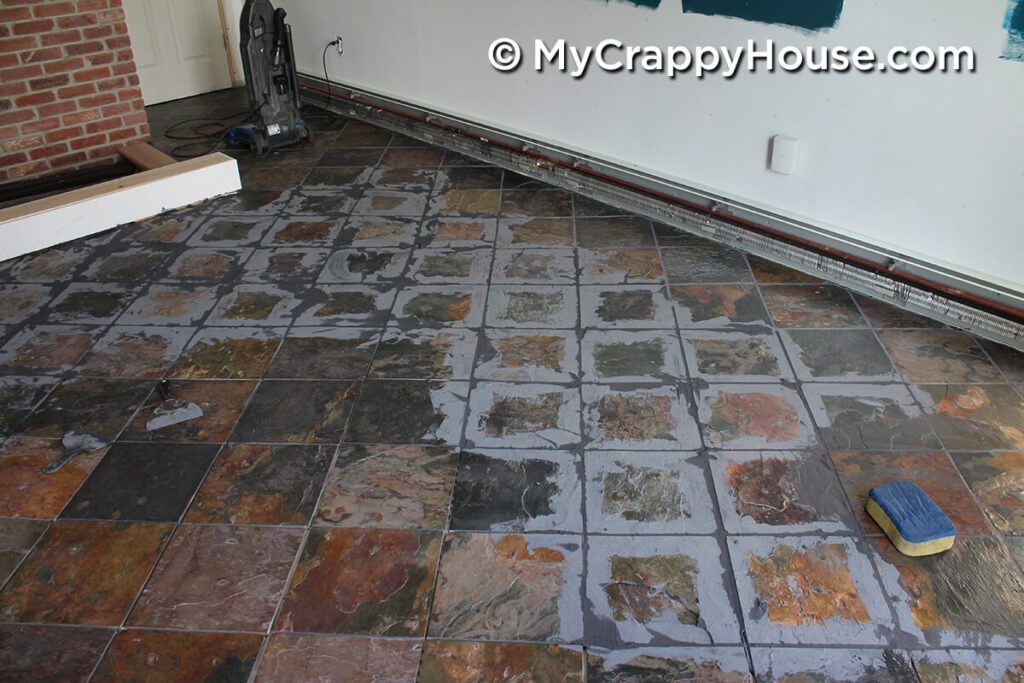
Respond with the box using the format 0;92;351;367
229;0;310;155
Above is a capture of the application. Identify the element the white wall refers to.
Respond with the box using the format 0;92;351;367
285;0;1024;291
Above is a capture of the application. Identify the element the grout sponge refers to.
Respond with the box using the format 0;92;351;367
866;481;956;557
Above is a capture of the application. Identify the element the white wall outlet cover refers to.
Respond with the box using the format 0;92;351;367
770;135;800;175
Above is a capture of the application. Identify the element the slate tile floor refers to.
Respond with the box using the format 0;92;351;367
0;87;1022;681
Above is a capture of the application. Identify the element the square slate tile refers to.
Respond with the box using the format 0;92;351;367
475;329;579;383
728;536;893;645
0;520;48;586
492;248;576;284
241;248;330;282
710;450;856;534
371;166;437;192
0;437;109;519
369;328;477;380
296;285;397;326
854;294;945;329
878;330;1003;383
781;329;897;382
583;385;701;451
486;285;578;329
318;248;411;283
830;450;990;536
580;286;676;330
682;331;791;383
203;190;291;216
979;338;1024;383
585;451;716;534
118;286;219;326
581;330;686;382
233;380;359;444
381;147;443;168
283;190;358;216
344;216;421;248
0;377;58;437
501;189;574;218
803;383;940;450
262;217;345;247
244;166;312;191
354;190;428;217
18;377;153;440
911;650;1024;682
872;536;1024;648
419;217;497;248
747;256;823;284
0;325;101;373
0;521;172;625
451;449;582;533
428;189;502;216
316;444;458;529
586;535;740;646
436;166;503;191
465;382;581;449
761;285;866;328
0;625;111;683
81;248;172;283
168;327;282;379
121;379;255;443
911;384;1024;450
660;244;752;284
952;450;1024;534
76;326;193;378
130;212;206;244
254;634;421;683
207;285;302;326
164;247;251;282
92;630;262;683
575;217;655;247
345;380;467;446
574;195;627;217
189;216;274;247
0;284;52;325
589;648;749;683
696;384;816;450
496;217;575;247
43;283;138;324
407;248;492;284
578;248;664;285
429;532;583;642
751;648;917;683
6;247;88;283
130;525;302;632
186;444;333;525
276;527;442;636
670;284;771;328
267;327;379;379
318;148;384;167
419;641;582;683
62;443;219;522
391;286;487;327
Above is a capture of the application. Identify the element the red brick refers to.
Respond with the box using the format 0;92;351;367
57;82;93;98
71;65;108;82
1;134;43;153
0;37;38;55
79;92;115;107
0;64;41;80
0;152;29;168
12;19;54;35
86;51;112;66
29;74;70;90
10;161;50;179
104;35;129;49
37;99;75;117
106;125;136;142
33;2;76;18
0;8;31;22
76;0;110;12
82;24;111;40
13;91;54;107
0;54;18;67
122;111;146;126
0;109;34;126
49;150;87;166
41;29;81;46
21;116;60;134
43;57;84;73
64;40;102;56
0;81;28;97
57;12;96;28
85;115;119;133
61;107;99;124
43;125;81;143
70;133;105;150
22;46;62;62
29;142;69;160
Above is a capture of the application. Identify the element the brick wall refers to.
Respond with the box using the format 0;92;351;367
0;0;149;183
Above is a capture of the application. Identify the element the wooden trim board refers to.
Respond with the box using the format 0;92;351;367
0;153;241;262
118;142;177;170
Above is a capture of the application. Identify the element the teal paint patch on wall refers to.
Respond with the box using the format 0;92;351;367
1004;0;1024;62
681;0;843;32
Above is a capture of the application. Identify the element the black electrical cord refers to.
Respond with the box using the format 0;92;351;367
299;40;338;121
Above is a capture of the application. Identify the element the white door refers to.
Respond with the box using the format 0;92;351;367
123;0;234;105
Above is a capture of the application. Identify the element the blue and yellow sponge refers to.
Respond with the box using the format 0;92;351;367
866;481;956;557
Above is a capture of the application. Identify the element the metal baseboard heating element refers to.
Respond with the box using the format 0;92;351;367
298;74;1024;350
